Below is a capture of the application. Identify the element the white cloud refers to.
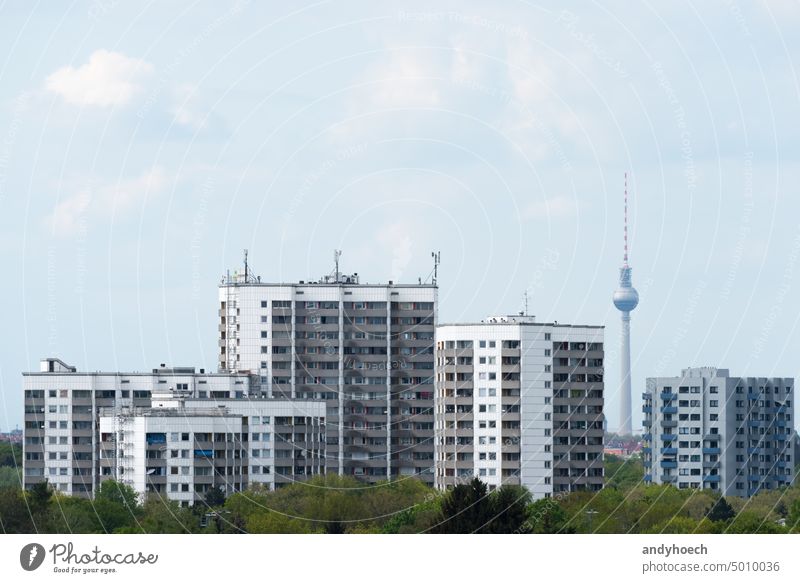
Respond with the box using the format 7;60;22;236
45;50;154;107
366;51;443;110
377;220;415;281
48;189;91;236
46;167;167;236
521;195;578;220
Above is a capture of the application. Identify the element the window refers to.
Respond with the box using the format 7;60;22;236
710;400;718;407
710;386;718;393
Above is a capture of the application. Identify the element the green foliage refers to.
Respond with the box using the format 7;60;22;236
525;498;574;533
725;511;786;534
434;478;491;533
788;499;800;532
484;485;532;533
431;479;532;533
0;442;22;468
225;476;436;534
120;497;198;534
0;487;35;533
707;497;735;523
204;486;226;509
604;454;644;492
0;466;21;490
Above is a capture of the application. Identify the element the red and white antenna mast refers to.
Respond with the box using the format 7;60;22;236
623;172;629;266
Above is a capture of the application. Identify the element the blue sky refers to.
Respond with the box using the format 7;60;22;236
1;1;799;432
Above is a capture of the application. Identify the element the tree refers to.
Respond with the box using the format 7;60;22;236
0;466;21;490
434;478;492;533
0;487;35;533
204;486;226;508
485;485;531;533
0;442;21;468
121;497;197;534
44;495;100;534
788;499;800;533
526;498;573;534
707;497;736;523
93;480;142;532
726;511;786;534
604;454;645;492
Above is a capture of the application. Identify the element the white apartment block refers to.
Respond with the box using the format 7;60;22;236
219;269;437;483
435;316;605;498
643;367;794;497
98;391;325;504
23;358;324;502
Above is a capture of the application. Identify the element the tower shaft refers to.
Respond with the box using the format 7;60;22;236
619;311;633;435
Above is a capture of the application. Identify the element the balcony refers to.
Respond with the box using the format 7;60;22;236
660;474;677;483
747;447;760;455
661;420;677;428
702;475;721;483
642;433;652;441
704;433;721;441
660;460;677;469
660;393;677;401
642;419;652;427
642;406;652;414
660;447;678;455
660;406;678;414
702;447;721;455
661;434;677;441
644;474;652;482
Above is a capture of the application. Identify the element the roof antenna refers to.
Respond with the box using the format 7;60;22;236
523;289;529;316
244;249;249;280
334;249;342;282
431;251;441;286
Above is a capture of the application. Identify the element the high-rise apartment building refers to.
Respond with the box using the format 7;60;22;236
643;367;794;497
219;268;437;483
23;358;325;502
434;315;605;498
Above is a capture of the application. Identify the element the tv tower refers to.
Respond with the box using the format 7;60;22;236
612;173;639;436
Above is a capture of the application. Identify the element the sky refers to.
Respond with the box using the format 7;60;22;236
1;1;799;433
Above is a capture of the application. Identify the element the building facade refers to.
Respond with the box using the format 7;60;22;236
98;391;325;504
219;270;437;483
434;316;605;498
642;367;794;497
23;358;324;502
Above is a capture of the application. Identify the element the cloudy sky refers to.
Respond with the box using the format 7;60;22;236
1;1;799;432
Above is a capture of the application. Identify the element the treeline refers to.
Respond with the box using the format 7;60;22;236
0;442;22;490
1;454;799;534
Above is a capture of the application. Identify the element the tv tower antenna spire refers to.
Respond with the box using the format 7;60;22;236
613;172;639;436
624;172;629;265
